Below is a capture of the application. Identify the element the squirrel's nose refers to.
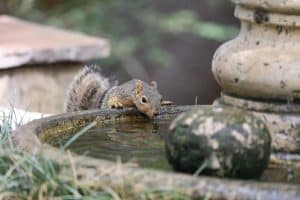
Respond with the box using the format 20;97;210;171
146;111;158;118
149;113;154;118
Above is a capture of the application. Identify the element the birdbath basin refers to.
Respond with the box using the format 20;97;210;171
13;105;300;200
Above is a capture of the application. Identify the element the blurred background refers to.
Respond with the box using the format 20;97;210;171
0;0;239;105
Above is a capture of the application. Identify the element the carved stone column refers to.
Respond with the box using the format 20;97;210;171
212;0;300;154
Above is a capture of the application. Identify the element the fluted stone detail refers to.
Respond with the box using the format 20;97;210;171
212;1;300;100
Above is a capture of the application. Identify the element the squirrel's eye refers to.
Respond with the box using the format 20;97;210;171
141;96;148;104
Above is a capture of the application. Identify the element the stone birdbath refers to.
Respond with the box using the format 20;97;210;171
12;0;300;199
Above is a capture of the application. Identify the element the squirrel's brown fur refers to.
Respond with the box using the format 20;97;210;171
65;65;162;118
65;65;115;112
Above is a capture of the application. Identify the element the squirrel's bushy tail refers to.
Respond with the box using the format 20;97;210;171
65;65;116;112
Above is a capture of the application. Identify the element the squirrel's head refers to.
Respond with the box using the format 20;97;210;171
133;80;162;118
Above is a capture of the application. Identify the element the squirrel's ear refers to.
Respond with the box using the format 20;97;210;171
150;81;158;89
135;80;144;96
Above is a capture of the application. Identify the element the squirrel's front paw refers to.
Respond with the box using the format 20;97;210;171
109;102;123;109
108;97;124;109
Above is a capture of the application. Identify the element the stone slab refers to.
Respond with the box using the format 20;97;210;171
0;15;110;69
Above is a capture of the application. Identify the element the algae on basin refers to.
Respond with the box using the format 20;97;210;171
39;107;300;185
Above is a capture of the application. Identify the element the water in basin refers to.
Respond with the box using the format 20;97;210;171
47;121;300;185
48;121;172;170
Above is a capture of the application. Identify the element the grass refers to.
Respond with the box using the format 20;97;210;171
0;108;110;199
0;107;190;200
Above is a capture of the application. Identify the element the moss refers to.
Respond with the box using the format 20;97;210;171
166;105;271;179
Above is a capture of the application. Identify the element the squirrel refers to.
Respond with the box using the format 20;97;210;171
65;65;162;118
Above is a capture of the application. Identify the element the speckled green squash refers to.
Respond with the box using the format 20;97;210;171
165;106;271;179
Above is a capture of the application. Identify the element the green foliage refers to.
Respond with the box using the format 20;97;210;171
158;10;237;41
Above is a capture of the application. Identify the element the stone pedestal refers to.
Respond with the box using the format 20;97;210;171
212;0;300;154
0;63;82;113
0;15;110;113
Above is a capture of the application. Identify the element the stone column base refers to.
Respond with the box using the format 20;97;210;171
216;93;300;154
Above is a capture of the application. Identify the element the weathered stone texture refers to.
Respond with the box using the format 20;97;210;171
0;63;82;113
212;2;300;100
166;106;271;179
0;15;110;69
